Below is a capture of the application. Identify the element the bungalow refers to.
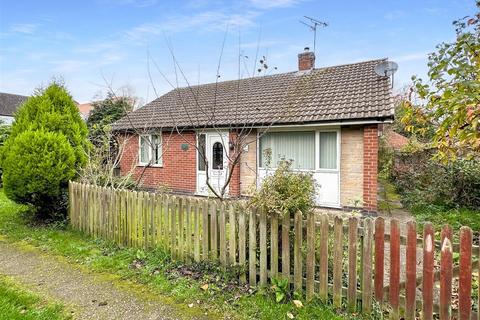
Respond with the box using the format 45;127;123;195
0;92;28;125
113;49;394;212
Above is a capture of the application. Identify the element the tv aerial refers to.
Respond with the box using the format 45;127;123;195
374;60;399;88
299;16;328;56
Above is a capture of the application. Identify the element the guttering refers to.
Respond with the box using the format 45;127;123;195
112;117;394;133
254;118;393;129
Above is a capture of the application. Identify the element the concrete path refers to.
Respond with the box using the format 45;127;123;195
0;241;212;320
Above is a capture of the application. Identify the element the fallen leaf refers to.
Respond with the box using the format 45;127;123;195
188;303;194;308
287;312;295;319
293;300;303;308
201;283;209;291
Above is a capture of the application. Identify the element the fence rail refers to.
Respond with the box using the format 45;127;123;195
69;182;480;319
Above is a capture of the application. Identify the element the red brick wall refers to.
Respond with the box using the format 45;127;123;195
228;132;241;197
119;131;197;194
363;125;378;211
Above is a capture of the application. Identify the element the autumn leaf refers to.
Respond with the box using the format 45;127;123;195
292;300;303;308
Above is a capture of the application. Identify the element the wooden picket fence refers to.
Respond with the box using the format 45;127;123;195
68;182;480;319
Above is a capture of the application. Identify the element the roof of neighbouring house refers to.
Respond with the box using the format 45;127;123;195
113;58;394;130
0;92;28;117
385;129;409;150
77;102;95;120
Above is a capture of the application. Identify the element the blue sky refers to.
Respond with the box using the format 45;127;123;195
0;0;476;104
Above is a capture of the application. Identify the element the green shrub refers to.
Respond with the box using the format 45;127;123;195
0;82;88;220
0;121;11;187
9;82;89;168
393;152;480;210
250;161;316;218
2;129;76;219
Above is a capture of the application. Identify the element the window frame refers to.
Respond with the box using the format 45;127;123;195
138;133;163;167
257;128;340;173
197;133;206;172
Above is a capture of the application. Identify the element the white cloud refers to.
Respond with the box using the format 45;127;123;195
10;23;39;34
393;51;430;63
384;10;405;21
51;59;89;73
125;10;259;42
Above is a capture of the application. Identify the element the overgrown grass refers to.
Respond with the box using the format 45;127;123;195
0;274;69;320
0;190;378;320
410;203;480;237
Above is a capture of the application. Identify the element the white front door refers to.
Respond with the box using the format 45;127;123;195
196;132;229;196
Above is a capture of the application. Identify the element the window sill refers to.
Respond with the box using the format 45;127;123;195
137;164;163;168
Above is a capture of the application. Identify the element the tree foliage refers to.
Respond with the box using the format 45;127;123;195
401;3;480;161
10;82;89;167
2;130;76;218
0;82;89;219
87;92;134;144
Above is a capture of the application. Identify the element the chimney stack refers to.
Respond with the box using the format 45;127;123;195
298;47;315;71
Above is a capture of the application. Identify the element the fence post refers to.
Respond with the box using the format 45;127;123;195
281;214;291;283
259;208;268;286
229;203;237;266
210;201;218;261
202;200;209;260
389;219;400;320
374;217;385;305
185;198;192;262
249;207;257;287
178;197;184;260
348;217;358;312
362;218;373;314
238;205;246;284
405;221;417;320
422;222;435;320
219;202;227;270
440;225;453;320
170;196;177;258
270;212;278;280
194;199;201;262
293;211;303;295
333;216;343;308
306;211;315;302
318;214;329;302
458;227;472;320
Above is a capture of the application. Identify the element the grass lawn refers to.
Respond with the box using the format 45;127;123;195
0;190;377;320
0;274;69;320
410;203;480;242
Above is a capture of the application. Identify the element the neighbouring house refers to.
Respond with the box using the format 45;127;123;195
383;126;409;151
113;49;394;212
77;102;95;120
0;92;28;124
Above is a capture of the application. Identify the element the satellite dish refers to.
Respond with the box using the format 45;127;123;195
374;61;398;77
374;60;398;88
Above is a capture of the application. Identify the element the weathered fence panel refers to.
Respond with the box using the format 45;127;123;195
69;182;480;319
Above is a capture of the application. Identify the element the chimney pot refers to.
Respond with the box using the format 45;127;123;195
298;49;315;71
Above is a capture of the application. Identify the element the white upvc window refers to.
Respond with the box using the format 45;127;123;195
138;133;162;166
258;128;340;171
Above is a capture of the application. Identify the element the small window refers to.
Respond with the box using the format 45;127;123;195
198;134;206;171
319;132;337;169
212;142;223;170
139;133;162;166
139;135;150;164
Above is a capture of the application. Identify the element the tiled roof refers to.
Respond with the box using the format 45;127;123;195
0;92;28;117
113;58;394;130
